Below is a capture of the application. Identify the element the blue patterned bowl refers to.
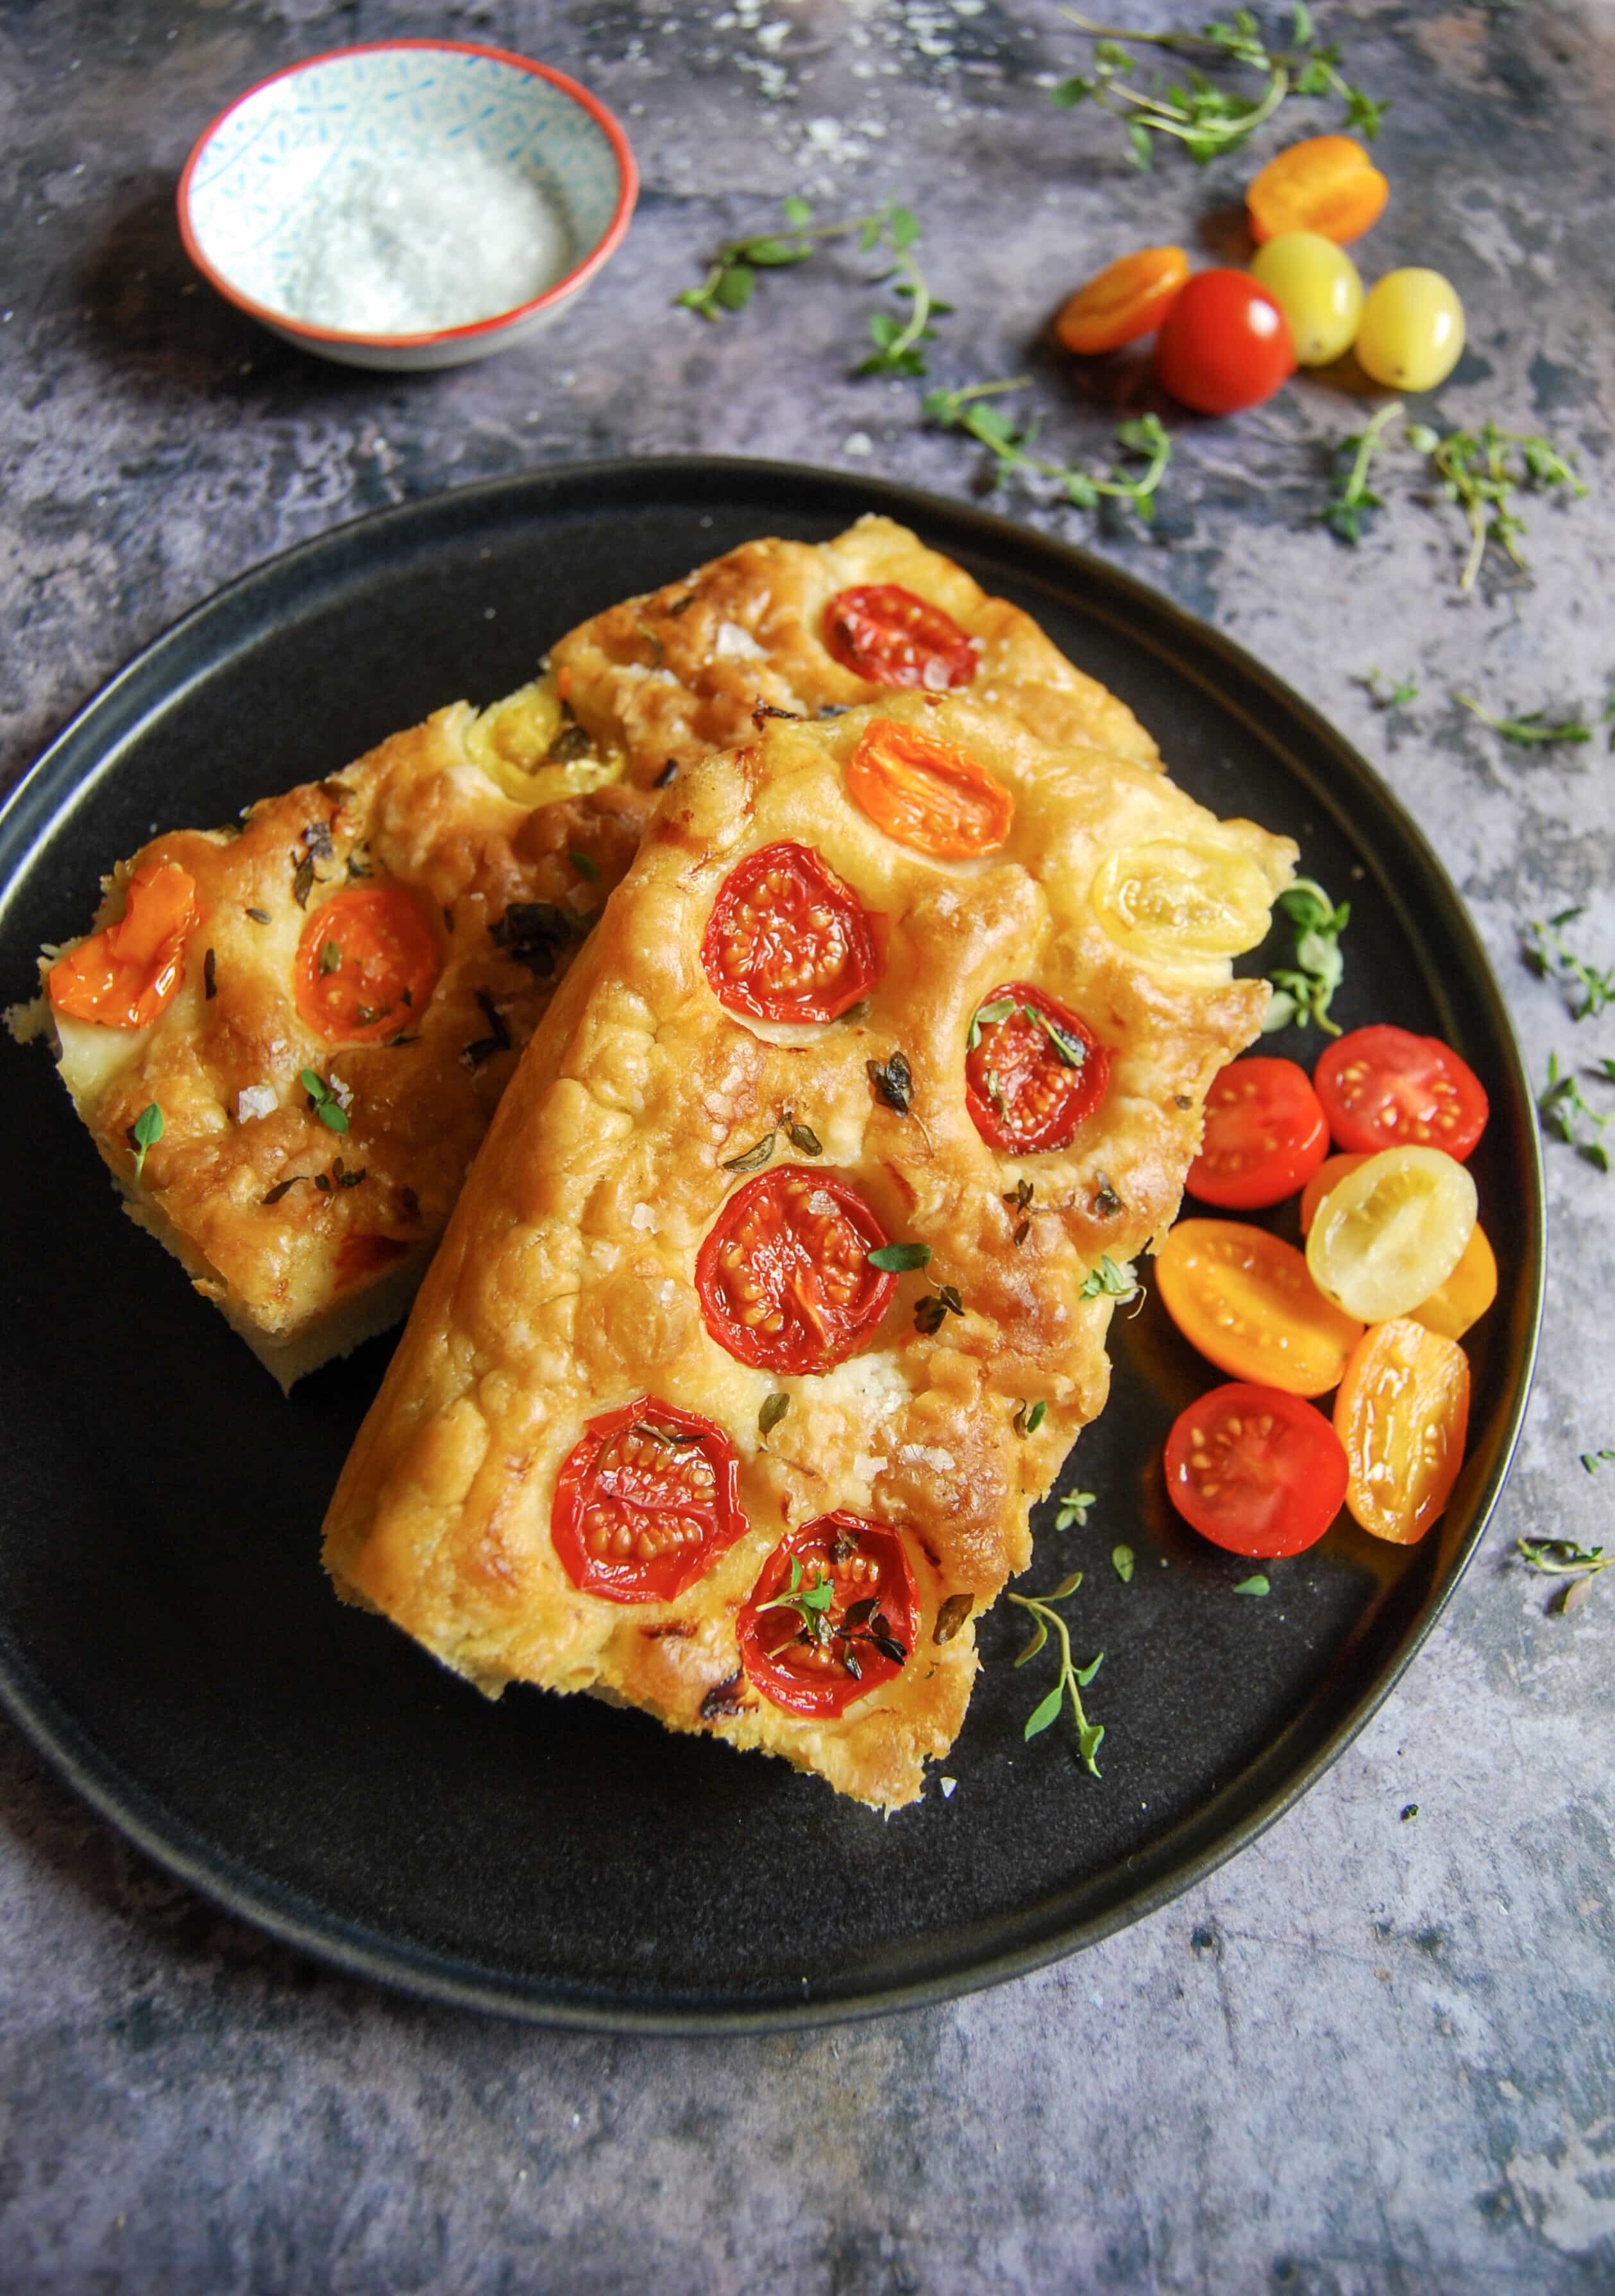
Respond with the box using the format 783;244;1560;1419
178;40;638;371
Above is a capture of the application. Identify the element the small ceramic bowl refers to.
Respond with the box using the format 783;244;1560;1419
178;40;637;371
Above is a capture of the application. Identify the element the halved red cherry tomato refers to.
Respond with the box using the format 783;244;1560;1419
1314;1025;1488;1160
846;719;1014;859
738;1512;917;1717
965;983;1108;1154
697;1166;896;1374
1054;245;1190;355
1187;1056;1330;1210
1334;1319;1470;1545
1154;1219;1363;1396
822;584;979;691
701;841;880;1024
551;1397;747;1604
294;882;441;1045
47;861;199;1029
1164;1381;1348;1557
1153;269;1296;415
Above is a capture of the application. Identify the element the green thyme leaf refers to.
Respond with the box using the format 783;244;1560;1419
1078;1254;1138;1303
722;1130;777;1175
1024;1684;1064;1739
1006;1576;1104;1777
318;940;342;975
568;847;600;882
1055;1488;1097;1532
1013;1398;1048;1437
967;997;1016;1051
128;1101;164;1183
868;1240;932;1273
1359;668;1419;709
758;1393;791;1439
785;1119;823;1156
1262;877;1350;1037
1524;911;1614;1021
1112;1544;1135;1584
1233;1573;1271;1596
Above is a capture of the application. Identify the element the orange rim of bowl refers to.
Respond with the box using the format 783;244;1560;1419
175;38;640;350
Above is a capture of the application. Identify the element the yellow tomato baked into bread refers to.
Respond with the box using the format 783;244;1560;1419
15;516;1156;1389
323;696;1293;1807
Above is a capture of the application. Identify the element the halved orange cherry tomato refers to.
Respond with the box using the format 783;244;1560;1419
697;1166;896;1374
846;719;1013;859
294;882;441;1044
1334;1319;1470;1545
738;1512;917;1717
1154;1219;1363;1397
1164;1381;1348;1557
965;983;1108;1154
701;841;880;1024
1410;1220;1497;1342
1187;1056;1329;1210
1314;1025;1489;1160
1299;1152;1370;1234
552;1397;748;1604
47;861;199;1029
823;585;979;691
1246;135;1389;246
1054;245;1190;355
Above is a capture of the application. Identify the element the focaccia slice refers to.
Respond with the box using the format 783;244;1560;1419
15;705;649;1389
323;695;1293;1808
541;511;1160;794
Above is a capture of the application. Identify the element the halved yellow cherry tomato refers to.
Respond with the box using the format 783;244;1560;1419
1054;246;1190;355
47;861;199;1029
1248;233;1363;366
1090;839;1278;967
1154;1219;1364;1397
1246;136;1389;246
1354;269;1466;392
1334;1319;1470;1544
1299;1152;1369;1235
1305;1145;1477;1324
845;719;1013;858
1410;1220;1497;1342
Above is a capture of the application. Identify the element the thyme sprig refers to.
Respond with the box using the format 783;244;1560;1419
1078;1253;1138;1303
1525;909;1614;1021
1263;877;1350;1036
1049;3;1385;165
1009;1572;1104;1775
677;198;949;376
1538;1051;1615;1172
924;383;1171;520
1054;1487;1097;1531
300;1068;349;1136
1518;1537;1611;1614
752;1557;907;1676
1323;400;1402;543
1409;419;1589;593
1457;693;1602;748
1359;668;1419;709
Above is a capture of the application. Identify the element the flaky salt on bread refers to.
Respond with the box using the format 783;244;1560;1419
323;695;1292;1808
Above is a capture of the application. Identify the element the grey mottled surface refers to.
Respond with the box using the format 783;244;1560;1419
3;2;1614;2290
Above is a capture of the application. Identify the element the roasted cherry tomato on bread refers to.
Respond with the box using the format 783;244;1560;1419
1154;1219;1363;1397
1090;836;1280;965
552;1398;748;1604
1305;1144;1476;1324
1186;1056;1329;1210
1164;1381;1348;1557
738;1513;917;1717
1334;1319;1471;1545
1153;269;1296;416
294;882;441;1045
1246;135;1389;247
47;861;199;1030
1054;245;1190;354
846;718;1014;859
697;1165;896;1374
822;584;979;691
965;983;1108;1155
1314;1024;1488;1160
702;840;880;1024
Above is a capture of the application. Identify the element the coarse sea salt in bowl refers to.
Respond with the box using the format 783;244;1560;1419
178;40;637;371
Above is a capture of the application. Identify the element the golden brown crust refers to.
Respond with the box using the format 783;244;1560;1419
552;512;1160;788
323;696;1292;1808
46;707;648;1379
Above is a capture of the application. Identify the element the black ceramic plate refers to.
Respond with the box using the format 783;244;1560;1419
0;459;1541;2030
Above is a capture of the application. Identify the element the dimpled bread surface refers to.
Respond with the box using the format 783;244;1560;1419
323;694;1294;1809
550;511;1160;788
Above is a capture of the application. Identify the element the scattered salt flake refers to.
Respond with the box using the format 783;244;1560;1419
940;1776;957;1798
328;1073;354;1110
899;1442;956;1472
852;1452;884;1481
629;1203;657;1231
756;19;790;48
713;620;766;660
237;1085;277;1123
842;431;874;458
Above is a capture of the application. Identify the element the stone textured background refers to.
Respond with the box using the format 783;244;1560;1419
2;2;1613;2289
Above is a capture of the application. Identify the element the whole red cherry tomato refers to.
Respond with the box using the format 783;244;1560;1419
1163;1381;1348;1557
1313;1025;1489;1160
551;1398;748;1603
701;841;880;1024
738;1512;918;1717
1187;1056;1330;1210
965;983;1109;1154
1153;270;1296;414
